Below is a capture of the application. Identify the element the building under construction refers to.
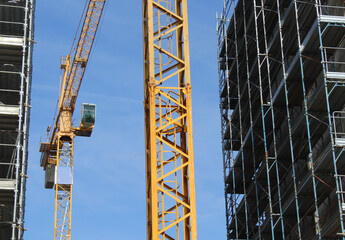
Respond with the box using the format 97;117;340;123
217;0;345;238
0;0;35;239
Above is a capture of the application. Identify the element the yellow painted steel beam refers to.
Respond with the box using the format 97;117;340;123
54;136;73;240
143;0;197;239
40;0;106;169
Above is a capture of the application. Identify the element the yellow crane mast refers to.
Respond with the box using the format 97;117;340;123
39;1;106;239
142;0;197;239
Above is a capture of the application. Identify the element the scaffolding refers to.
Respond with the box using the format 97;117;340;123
0;0;35;239
217;0;345;238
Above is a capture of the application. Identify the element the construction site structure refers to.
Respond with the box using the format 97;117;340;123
217;0;345;238
143;0;197;239
38;1;105;240
0;0;35;239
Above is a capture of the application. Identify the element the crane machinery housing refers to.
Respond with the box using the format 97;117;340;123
39;1;105;240
142;0;198;239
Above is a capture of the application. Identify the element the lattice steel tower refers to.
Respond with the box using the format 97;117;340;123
143;0;197;239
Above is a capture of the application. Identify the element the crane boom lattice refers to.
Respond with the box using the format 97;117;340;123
143;0;197;239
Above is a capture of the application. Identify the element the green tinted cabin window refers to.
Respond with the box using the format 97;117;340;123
81;104;96;126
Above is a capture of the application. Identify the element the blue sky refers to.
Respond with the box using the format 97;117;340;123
24;1;225;239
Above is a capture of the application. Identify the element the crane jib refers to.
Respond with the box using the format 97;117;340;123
45;0;106;153
61;1;105;111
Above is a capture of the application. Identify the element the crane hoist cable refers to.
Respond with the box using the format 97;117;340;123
39;1;106;240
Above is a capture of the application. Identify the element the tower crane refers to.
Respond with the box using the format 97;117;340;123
39;1;106;239
142;0;198;239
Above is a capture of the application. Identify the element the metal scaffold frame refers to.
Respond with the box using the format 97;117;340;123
315;0;345;237
217;0;250;239
143;0;197;239
217;0;345;238
0;1;35;239
241;0;262;237
293;0;322;238
252;0;286;237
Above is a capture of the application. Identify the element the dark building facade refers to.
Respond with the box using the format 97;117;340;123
0;0;35;239
217;0;345;238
